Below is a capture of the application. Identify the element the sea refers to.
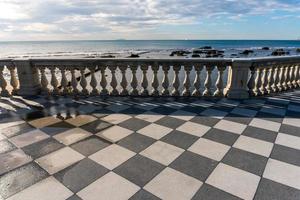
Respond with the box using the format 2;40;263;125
0;40;300;58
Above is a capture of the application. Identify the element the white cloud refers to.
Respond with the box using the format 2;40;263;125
0;0;299;40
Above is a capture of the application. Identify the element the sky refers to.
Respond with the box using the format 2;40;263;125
0;0;300;41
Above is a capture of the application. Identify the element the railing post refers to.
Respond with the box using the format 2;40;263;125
14;59;41;96
224;60;251;99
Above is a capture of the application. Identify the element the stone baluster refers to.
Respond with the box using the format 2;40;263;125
296;64;300;87
289;65;296;88
119;65;128;96
287;65;293;89
100;66;108;95
172;65;181;96
151;65;159;96
272;66;280;93
71;68;79;96
141;65;149;96
293;65;299;88
192;65;203;97
277;66;285;92
60;66;69;95
130;65;139;96
109;65;119;96
0;65;9;96
89;66;99;95
50;66;59;95
247;67;256;96
259;67;268;95
214;65;226;97
79;66;89;96
282;65;289;91
203;65;214;97
182;65;192;96
253;68;263;96
40;66;49;95
7;65;19;95
162;65;170;96
266;67;275;94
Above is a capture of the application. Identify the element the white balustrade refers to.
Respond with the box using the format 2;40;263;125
192;65;203;97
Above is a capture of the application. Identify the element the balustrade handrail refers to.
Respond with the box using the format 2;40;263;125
0;56;300;99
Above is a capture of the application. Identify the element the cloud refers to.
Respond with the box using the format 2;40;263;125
0;0;299;40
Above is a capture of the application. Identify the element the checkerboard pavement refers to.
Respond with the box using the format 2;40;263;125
1;91;300;200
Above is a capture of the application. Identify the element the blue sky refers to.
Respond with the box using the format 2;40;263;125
0;0;300;41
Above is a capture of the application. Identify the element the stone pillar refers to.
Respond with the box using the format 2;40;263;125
14;59;41;96
224;60;251;99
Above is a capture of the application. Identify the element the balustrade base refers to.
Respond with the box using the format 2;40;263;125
17;85;41;96
225;89;249;99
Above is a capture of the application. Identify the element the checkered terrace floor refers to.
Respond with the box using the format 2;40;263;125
1;91;300;200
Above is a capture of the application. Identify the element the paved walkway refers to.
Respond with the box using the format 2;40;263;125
1;91;300;200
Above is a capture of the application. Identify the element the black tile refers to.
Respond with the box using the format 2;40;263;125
161;130;199;149
114;155;164;187
242;126;278;143
22;110;48;121
222;148;268;176
270;144;300;166
129;189;161;200
255;112;283;123
203;128;239;146
122;107;147;116
181;106;205;114
192;184;242;200
40;121;75;136
170;151;218;181
92;109;114;118
70;136;111;156
54;158;109;193
224;113;252;125
254;178;300;200
151;106;177;115
0;162;48;199
22;138;64;159
190;115;220;127
155;116;185;129
210;105;234;113
119;118;150;131
67;195;83;200
118;133;156;153
80;120;112;134
279;124;300;137
2;123;35;138
0;140;16;154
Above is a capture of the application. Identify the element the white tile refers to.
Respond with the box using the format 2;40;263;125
233;135;273;157
102;114;132;124
201;108;228;119
170;110;196;121
135;111;164;122
249;118;281;132
89;144;135;170
7;177;72;200
260;106;286;116
206;163;260;200
65;115;97;126
176;122;210;137
231;107;257;117
9;130;49;148
28;117;61;128
77;172;139;200
282;117;300;128
97;125;133;143
275;133;300;150
144;167;202;200
188;138;230;161
140;141;184;165
36;147;84;174
138;124;172;140
214;120;247;135
53;128;91;145
0;133;6;141
263;159;300;190
0;120;24;129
